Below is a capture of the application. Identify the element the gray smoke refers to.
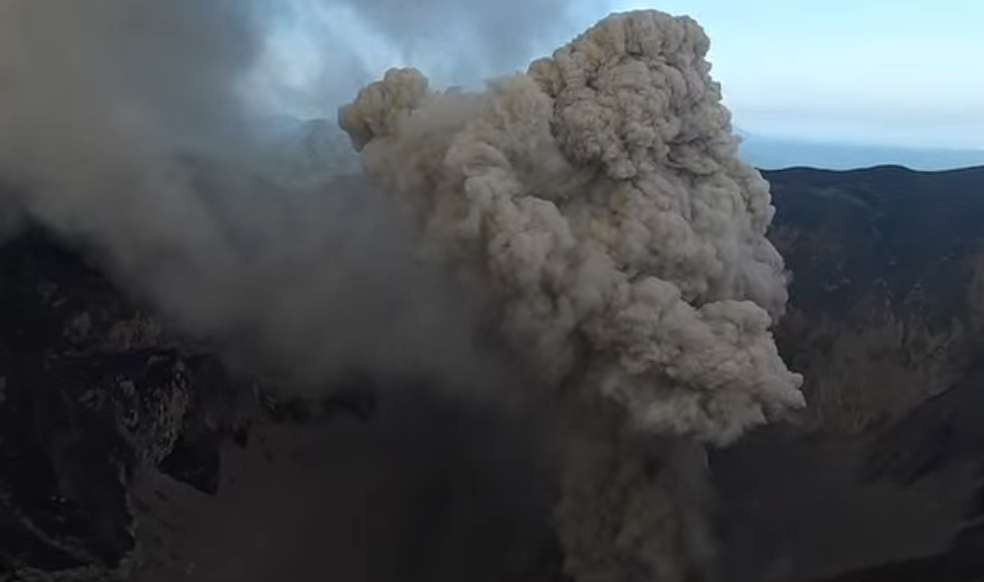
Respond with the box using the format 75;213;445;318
341;10;804;580
249;0;597;118
0;0;521;392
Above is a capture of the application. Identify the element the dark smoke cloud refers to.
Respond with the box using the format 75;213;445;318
0;0;522;393
0;1;257;163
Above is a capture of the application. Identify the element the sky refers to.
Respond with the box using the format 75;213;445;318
610;0;984;149
259;0;984;151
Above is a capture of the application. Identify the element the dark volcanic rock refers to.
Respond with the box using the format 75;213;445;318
0;229;248;580
768;165;984;434
710;166;984;582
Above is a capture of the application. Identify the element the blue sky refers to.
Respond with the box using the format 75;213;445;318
607;1;984;149
259;0;983;150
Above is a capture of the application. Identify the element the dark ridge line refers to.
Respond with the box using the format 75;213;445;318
761;164;984;176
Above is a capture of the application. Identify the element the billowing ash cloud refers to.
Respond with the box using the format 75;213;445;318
340;11;804;444
341;10;804;579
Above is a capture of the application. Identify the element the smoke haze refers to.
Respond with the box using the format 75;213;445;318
249;0;600;117
0;0;522;393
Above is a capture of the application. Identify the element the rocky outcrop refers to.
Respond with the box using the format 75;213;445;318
0;229;250;581
711;166;984;582
768;165;984;436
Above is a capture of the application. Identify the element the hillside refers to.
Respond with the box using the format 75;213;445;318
2;166;984;581
713;165;984;582
739;135;984;171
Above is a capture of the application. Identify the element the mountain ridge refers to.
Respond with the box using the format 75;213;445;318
739;132;984;172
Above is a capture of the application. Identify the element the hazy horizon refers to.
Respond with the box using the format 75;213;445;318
737;131;984;171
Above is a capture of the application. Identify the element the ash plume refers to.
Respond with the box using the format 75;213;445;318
341;10;804;580
341;11;804;443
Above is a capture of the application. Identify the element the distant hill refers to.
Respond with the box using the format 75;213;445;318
739;134;984;171
713;164;984;582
